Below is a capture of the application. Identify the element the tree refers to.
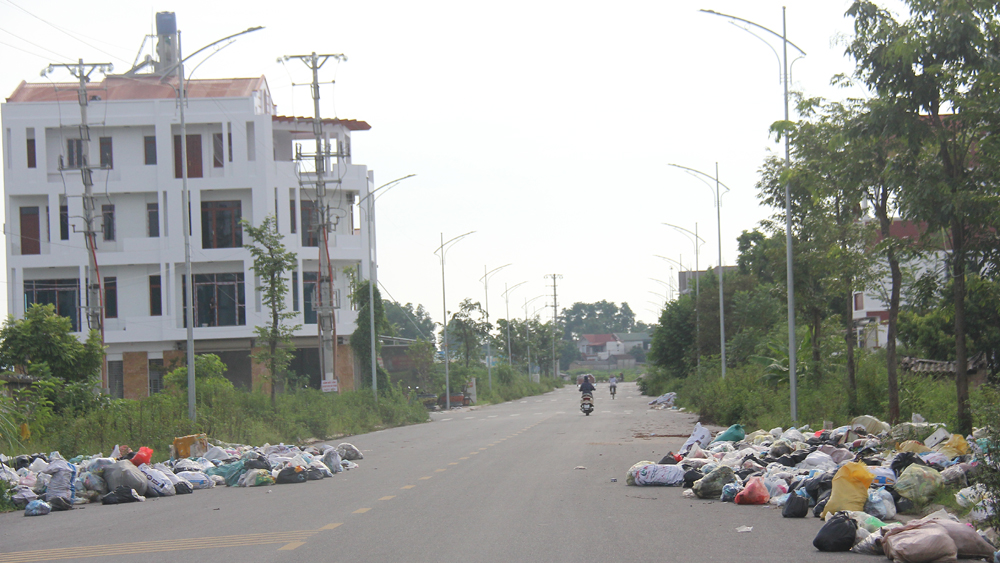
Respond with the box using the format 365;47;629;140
443;299;489;369
242;215;299;405
384;301;436;341
848;0;1000;433
0;303;103;384
350;279;392;392
561;300;637;339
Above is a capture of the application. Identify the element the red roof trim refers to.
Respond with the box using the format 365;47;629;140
272;115;370;131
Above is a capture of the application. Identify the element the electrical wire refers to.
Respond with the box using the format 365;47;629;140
3;0;130;64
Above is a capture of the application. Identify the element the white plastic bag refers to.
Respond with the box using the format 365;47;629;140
139;464;175;497
336;443;363;461
632;464;686;486
863;487;896;521
321;448;343;474
797;451;837;472
679;422;713;455
175;471;214;489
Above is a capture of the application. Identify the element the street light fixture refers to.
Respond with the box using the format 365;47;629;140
166;24;264;421
435;231;475;410
663;222;705;370
667;163;730;378
700;7;806;421
360;174;416;402
480;263;511;392
523;294;544;380
501;281;527;366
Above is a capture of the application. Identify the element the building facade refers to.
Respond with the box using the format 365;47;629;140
3;69;376;398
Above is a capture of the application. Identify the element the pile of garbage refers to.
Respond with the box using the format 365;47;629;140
0;434;365;516
625;417;999;558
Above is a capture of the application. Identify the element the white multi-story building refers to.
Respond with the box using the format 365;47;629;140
2;26;376;398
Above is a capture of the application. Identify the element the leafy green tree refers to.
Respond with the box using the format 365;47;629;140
164;353;234;397
443;299;490;369
350;280;392;392
848;0;1000;432
0;303;103;383
384;301;436;341
242;215;299;405
647;294;696;380
561;300;636;339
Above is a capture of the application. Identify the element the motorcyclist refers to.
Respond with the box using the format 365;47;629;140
579;378;596;396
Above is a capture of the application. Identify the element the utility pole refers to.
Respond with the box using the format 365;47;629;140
284;52;347;394
48;59;113;392
544;274;562;379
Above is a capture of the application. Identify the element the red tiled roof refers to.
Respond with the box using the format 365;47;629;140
272;115;370;131
582;334;619;345
7;75;268;103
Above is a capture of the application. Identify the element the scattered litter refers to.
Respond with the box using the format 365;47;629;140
610;478;617;482
574;466;587;470
736;526;753;533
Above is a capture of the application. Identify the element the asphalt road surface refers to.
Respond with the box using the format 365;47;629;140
0;382;862;562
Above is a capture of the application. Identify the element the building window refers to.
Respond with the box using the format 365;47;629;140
19;206;40;255
26;138;36;168
108;360;124;399
213;132;224;168
301;200;318;247
66;139;83;168
147;202;160;238
102;204;115;241
854;293;864;311
99;137;113;168
104;277;117;318
24;279;79;332
173;134;203;178
149;275;162;316
201;200;242;248
144;136;157;165
290;195;297;234
182;273;246;327
227;131;233;162
60;204;69;240
292;271;299;312
148;359;165;395
303;272;339;324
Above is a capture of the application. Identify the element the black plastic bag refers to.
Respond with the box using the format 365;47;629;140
813;489;831;517
101;486;143;505
49;497;73;511
275;467;307;484
890;452;925;475
682;470;703;489
174;481;193;495
305;467;325;480
813;511;858;551
244;455;271;471
782;493;809;518
804;472;834;502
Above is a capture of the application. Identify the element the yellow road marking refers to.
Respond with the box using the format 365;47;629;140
419;476;432;480
320;523;342;530
470;452;479;455
479;447;487;450
448;462;459;466
353;508;371;514
278;542;305;551
379;495;396;501
401;485;415;489
434;468;447;472
0;531;319;562
459;457;469;460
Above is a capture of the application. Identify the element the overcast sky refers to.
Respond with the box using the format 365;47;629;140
0;0;905;328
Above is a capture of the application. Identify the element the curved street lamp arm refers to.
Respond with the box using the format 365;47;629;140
361;173;416;206
480;263;512;284
699;10;805;56
502;281;527;299
159;26;264;82
434;231;476;258
668;163;731;195
654;254;685;270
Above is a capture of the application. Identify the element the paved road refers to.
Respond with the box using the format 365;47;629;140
0;382;859;562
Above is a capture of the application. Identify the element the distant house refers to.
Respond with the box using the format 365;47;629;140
614;332;650;353
578;334;625;361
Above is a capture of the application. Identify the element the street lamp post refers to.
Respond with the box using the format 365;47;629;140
667;163;730;378
700;8;806;421
501;281;527;366
480;264;511;392
435;231;475;410
360;174;416;402
167;24;263;421
524;295;544;380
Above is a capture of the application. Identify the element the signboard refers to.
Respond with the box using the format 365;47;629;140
322;379;339;393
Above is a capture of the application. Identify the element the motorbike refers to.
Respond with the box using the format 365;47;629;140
580;392;595;415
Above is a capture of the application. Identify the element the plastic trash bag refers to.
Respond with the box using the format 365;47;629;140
864;487;896;521
895;464;943;507
782;492;809;517
869;466;896;487
24;499;51;516
631;463;686;486
204;446;234;461
781;428;806;443
206;460;246;487
32;472;50;495
710;424;745;444
850;530;885;555
822;462;874;518
79;471;108;494
172;458;204;473
28;458;49;473
625;461;656;486
938;464;967;487
175;471;214;489
130;447;153;467
139;464;175;497
692;465;736;499
954;485;984;509
336;443;363;461
797;451;838;472
735;476;770;505
42;459;76;505
679;422;713;455
12;486;38;508
275;466;307;484
320;448;343;474
763;477;788;498
101;486;145;505
934;434;969;459
720;482;741;502
846;510;888;533
238;468;275;487
104;460;147;497
813;511;858;552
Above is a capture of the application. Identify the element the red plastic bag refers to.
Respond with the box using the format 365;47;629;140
735;476;770;505
131;446;153;466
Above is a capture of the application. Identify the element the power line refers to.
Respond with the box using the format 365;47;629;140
4;0;130;64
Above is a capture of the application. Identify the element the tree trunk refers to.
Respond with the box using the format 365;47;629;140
952;219;971;434
886;246;901;424
845;276;857;414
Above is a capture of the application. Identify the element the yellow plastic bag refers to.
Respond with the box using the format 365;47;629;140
822;461;874;518
934;434;969;459
898;440;932;453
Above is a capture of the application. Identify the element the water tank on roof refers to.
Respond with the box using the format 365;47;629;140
156;12;177;36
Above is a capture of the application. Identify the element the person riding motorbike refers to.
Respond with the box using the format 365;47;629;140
579;378;596;396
